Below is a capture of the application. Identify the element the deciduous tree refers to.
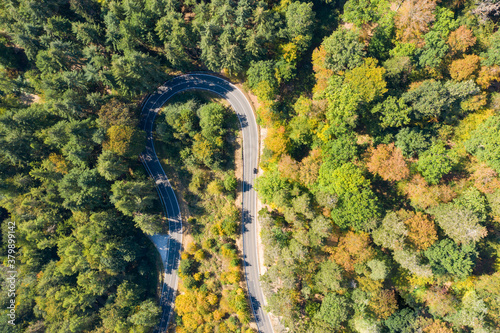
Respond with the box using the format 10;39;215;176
315;293;351;329
430;203;487;244
395;0;436;45
367;143;409;181
449;54;480;81
447;26;476;54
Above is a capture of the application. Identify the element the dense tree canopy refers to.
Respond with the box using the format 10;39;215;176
2;0;500;332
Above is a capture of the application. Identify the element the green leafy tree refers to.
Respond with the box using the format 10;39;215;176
385;308;418;333
429;203;487;245
366;259;388;281
395;127;430;157
315;261;343;292
96;150;128;181
417;142;455;185
315;293;351;329
424;239;476;280
133;213;163;235
454;187;489;222
343;0;388;27
284;1;315;51
323;76;361;136
44;119;101;168
155;12;192;68
58;168;108;211
448;290;488;330
127;299;161;330
481;30;500;66
255;169;290;205
465;115;500;173
110;180;156;216
402;79;480;122
246;60;278;97
371;96;410;128
111;51;166;96
372;211;407;251
322;29;366;72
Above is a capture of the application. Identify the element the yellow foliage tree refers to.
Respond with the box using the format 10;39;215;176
264;126;289;159
344;58;388;104
47;153;69;174
104;125;144;158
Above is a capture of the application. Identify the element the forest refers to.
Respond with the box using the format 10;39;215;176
0;0;500;332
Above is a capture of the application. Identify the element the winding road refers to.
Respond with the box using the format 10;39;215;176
139;74;273;333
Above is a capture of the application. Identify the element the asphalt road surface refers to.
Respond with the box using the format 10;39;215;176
140;74;273;333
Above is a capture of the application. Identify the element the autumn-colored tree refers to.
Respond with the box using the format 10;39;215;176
278;155;300;182
98;98;137;129
333;231;375;272
421;319;453;333
447;26;476;54
405;174;456;210
344;58;388;105
357;276;383;294
449;55;480;81
476;65;500;90
299;149;321;187
257;100;280;128
471;164;500;193
395;0;437;46
367;143;409;181
47;153;69;174
422;286;458;318
264;126;289;159
404;212;438;250
368;289;398;319
312;46;334;96
104;125;145;158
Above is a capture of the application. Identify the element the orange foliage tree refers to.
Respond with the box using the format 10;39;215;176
312;45;334;97
449;54;480;81
476;65;500;90
333;231;375;272
471;164;500;193
278;155;300;182
395;0;437;46
367;143;409;181
278;149;321;186
404;174;456;209
404;211;438;250
447;25;476;54
420;318;454;333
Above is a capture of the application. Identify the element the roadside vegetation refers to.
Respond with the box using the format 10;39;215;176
154;94;253;332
